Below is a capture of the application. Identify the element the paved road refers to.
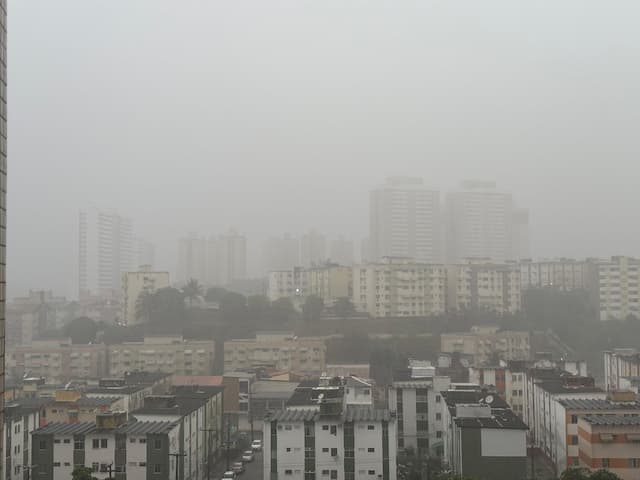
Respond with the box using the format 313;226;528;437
211;448;264;480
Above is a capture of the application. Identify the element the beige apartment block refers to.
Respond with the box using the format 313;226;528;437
352;257;447;318
223;332;326;374
108;336;215;377
591;256;640;321
306;265;351;304
441;326;530;365
447;260;521;314
121;266;170;326
6;340;108;382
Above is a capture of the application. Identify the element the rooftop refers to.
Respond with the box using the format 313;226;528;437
455;409;528;430
33;422;96;436
537;381;603;395
559;398;640;411
33;420;178;436
265;406;392;423
582;415;640;427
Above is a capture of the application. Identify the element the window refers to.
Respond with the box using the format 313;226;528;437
436;413;441;420
331;448;338;457
53;463;60;468
367;425;375;430
322;470;330;476
603;459;610;468
285;425;293;431
92;439;100;449
330;425;337;435
368;448;375;453
154;439;162;450
571;436;578;445
39;440;46;450
154;464;162;474
436;431;442;439
322;425;329;431
285;470;293;475
368;471;375;475
363;389;370;395
92;463;99;473
571;415;578;424
64;439;71;444
139;463;147;467
630;459;640;468
286;448;291;452
322;448;329;453
331;471;338;480
64;463;71;467
512;390;518;396
54;439;61;444
140;438;147;444
74;439;84;450
435;395;441;403
101;439;108;448
130;438;136;443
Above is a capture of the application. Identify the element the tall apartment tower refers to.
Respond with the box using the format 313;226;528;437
300;229;326;267
207;230;247;286
445;180;529;263
329;235;355;265
262;234;300;273
78;207;135;299
0;0;7;470
177;233;207;285
370;177;441;262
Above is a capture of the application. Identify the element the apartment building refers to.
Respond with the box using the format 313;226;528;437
40;390;120;425
519;258;591;291
268;265;351;306
330;236;355;266
577;415;640;480
108;336;215;377
268;268;309;302
262;234;300;273
441;388;527;480
3;402;41;480
121;266;170;326
300;229;327;267
207;230;247;286
352;257;447;318
446;260;522;314
6;340;108;383
445;180;529;263
591;256;640;321
440;326;530;365
32;413;181;480
263;380;397;480
388;362;451;457
177;233;207;285
370;177;441;263
604;349;640;391
223;333;326;374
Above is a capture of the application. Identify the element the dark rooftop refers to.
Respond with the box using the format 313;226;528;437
33;422;96;436
559;398;640;411
455;409;528;430
118;421;178;435
33;420;179;436
537;381;603;395
582;415;640;427
124;371;171;386
86;385;150;395
265;406;392;423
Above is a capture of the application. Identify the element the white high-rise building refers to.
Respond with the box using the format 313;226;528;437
78;207;135;299
207;230;247;286
136;238;156;269
591;256;640;321
300;229;327;267
177;233;206;285
370;177;441;263
445;181;529;263
330;235;355;265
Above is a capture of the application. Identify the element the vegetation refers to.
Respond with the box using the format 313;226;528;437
182;278;203;306
303;295;324;322
72;466;98;480
561;468;622;480
63;316;98;344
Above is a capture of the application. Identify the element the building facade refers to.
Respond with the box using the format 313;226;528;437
440;327;530;365
177;233;207;285
300;229;327;267
223;333;326;374
445;180;529;263
108;336;215;377
591;256;640;321
207;230;247;286
3;402;41;480
79;207;135;299
121;267;170;326
262;234;300;274
370;177;441;263
604;349;640;392
330;236;355;266
352;258;447;318
519;258;591;291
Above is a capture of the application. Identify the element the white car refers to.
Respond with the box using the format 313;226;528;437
222;472;236;480
242;451;254;462
251;439;262;451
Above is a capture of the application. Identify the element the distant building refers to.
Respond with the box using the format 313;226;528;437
590;256;640;321
519;258;591;291
370;177;441;263
108;336;215;377
330;236;355;266
3;402;42;480
306;265;352;305
268;267;308;303
352;257;447;318
121;266;170;326
263;378;397;480
445;180;529;263
300;229;327;267
207;230;247;286
177;233;207;285
135;238;156;269
446;260;521;314
440;326;530;365
604;348;640;391
223;332;326;375
78;206;135;299
577;415;640;480
262;234;300;273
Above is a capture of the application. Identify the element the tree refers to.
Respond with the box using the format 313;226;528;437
220;292;248;324
559;468;622;480
64;317;98;344
303;295;324;322
248;295;271;322
332;297;355;319
591;470;623;480
135;290;155;323
205;286;228;303
270;297;297;323
183;278;203;307
72;466;98;480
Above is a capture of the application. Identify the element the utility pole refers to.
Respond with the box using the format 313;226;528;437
169;452;186;480
22;464;37;480
225;415;232;471
201;428;217;480
106;463;114;480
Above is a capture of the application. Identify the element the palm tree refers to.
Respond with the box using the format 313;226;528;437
183;278;203;307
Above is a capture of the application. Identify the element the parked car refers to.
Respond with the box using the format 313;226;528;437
231;462;244;475
242;451;254;462
251;439;262;451
222;472;236;480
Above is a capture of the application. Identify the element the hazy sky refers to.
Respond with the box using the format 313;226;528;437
8;0;640;297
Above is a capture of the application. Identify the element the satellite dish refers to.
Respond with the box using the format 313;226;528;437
484;395;494;405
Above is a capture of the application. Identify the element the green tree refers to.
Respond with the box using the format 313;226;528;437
248;295;271;322
150;287;187;326
135;290;155;323
270;297;297;323
332;297;355;319
591;470;623;480
64;317;98;344
220;292;248;323
183;278;203;307
72;466;98;480
303;295;324;322
205;286;228;302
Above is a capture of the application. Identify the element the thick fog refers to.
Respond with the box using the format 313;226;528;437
8;0;640;296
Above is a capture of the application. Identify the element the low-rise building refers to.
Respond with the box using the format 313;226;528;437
223;333;326;374
263;379;397;480
519;258;591;291
604;348;640;391
447;260;522;314
441;326;530;365
352;257;447;318
3;402;42;480
577;415;640;480
121;266;170;326
108;336;215;377
6;341;108;383
591;256;640;321
40;390;120;425
268;268;308;303
31;413;181;480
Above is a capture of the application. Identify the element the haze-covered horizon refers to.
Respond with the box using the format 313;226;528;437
8;0;640;298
